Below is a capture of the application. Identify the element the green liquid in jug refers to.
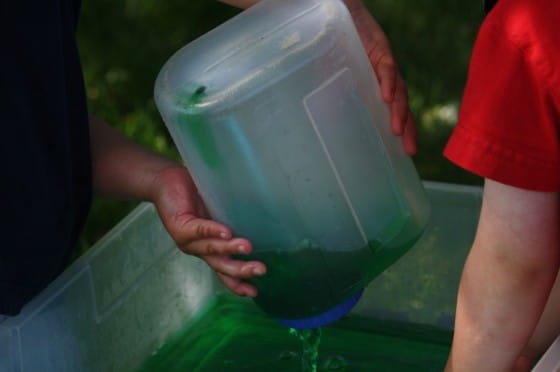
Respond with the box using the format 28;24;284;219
244;233;420;320
139;294;451;371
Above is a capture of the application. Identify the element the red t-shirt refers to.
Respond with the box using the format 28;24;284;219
444;0;560;191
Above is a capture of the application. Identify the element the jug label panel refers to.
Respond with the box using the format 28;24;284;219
303;68;408;245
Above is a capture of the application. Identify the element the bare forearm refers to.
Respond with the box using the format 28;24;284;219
89;116;180;202
446;180;560;371
448;244;558;370
521;271;560;364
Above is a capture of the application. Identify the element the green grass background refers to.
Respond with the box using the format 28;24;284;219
75;0;485;255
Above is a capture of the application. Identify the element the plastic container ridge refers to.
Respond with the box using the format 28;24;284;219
154;0;430;328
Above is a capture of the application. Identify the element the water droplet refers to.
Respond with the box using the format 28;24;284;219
289;328;321;372
324;356;348;370
278;350;298;360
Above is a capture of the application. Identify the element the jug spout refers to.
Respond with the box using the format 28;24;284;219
276;289;364;330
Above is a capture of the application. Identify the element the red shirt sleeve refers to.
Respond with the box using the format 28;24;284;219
444;2;560;192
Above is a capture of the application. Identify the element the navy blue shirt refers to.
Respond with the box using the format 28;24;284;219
0;0;92;315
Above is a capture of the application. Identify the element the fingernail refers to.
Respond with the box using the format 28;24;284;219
252;267;265;275
219;232;228;239
238;245;248;254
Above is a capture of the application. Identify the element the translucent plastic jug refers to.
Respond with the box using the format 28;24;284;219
154;0;430;329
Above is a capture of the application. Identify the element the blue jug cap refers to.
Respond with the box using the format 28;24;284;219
276;289;364;330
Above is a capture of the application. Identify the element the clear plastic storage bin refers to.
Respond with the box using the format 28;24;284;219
0;182;482;371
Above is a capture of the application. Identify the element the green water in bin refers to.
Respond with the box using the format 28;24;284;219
139;295;451;371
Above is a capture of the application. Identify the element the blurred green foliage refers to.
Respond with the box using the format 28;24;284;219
75;0;485;255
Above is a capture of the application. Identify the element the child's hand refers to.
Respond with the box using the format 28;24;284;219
345;0;417;155
151;166;267;297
